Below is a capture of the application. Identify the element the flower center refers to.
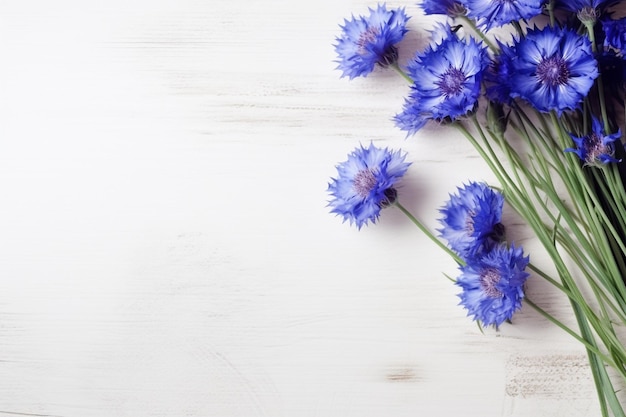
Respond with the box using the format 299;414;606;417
438;67;466;97
353;169;378;197
480;267;503;298
357;27;380;54
585;133;610;163
536;56;570;87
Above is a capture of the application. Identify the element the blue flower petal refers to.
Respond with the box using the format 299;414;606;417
394;25;487;134
508;26;598;114
438;182;505;259
461;0;543;31
328;143;411;228
334;4;409;79
456;244;530;327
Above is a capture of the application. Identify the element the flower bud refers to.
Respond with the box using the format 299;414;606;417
486;101;508;136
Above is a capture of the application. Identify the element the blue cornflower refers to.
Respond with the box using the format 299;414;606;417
334;4;409;79
565;117;622;165
603;17;626;56
327;143;411;228
460;0;544;31
456;244;530;327
394;25;487;135
509;26;598;114
438;182;505;259
419;0;466;17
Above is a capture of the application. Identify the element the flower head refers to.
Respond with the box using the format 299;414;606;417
438;182;505;259
565;117;622;165
461;0;544;31
456;244;530;327
395;25;487;135
334;4;409;79
327;143;411;228
508;26;598;114
419;0;466;17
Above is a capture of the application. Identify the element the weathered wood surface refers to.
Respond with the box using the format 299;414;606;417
0;1;606;416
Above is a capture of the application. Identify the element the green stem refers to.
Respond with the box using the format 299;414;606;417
390;62;413;84
584;22;610;133
394;201;464;266
525;298;619;369
456;15;498;52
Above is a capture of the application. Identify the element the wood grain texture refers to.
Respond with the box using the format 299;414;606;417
0;1;608;416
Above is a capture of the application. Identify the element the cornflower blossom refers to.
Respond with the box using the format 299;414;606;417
438;182;505;259
460;0;544;31
419;0;466;17
327;143;411;229
603;17;626;56
508;26;598;114
565;117;622;165
334;4;409;79
456;244;530;327
394;25;487;135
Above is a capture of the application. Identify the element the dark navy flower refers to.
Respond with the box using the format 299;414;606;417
334;4;409;79
565;117;622;165
509;26;598;114
419;0;466;17
438;182;505;259
460;0;544;31
456;244;530;327
603;17;626;56
327;143;411;228
394;25;487;135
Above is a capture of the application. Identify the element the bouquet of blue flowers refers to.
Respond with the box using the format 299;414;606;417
327;1;626;415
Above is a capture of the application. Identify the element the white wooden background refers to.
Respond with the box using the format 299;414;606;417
0;1;609;416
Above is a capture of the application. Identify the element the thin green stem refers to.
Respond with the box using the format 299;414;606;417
456;15;498;52
584;22;610;132
394;201;464;265
525;298;619;370
390;62;413;84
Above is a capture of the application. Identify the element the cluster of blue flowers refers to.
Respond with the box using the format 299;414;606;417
327;144;530;327
333;1;626;165
328;1;626;412
328;0;626;325
439;182;529;327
